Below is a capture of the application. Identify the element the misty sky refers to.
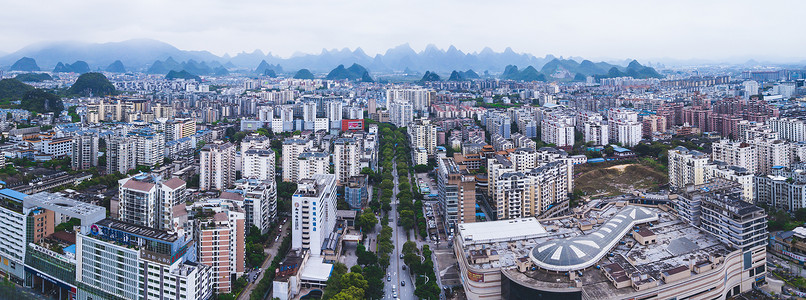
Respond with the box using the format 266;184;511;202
1;0;804;61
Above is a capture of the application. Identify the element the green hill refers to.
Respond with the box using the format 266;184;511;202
67;72;116;96
0;79;35;101
20;89;63;115
14;73;53;83
165;70;201;82
293;69;315;80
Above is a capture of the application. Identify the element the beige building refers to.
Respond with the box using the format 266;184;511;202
668;146;708;189
200;142;236;190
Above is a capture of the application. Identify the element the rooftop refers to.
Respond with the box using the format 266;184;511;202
457;203;736;300
96;218;178;243
24;192;106;223
530;206;658;272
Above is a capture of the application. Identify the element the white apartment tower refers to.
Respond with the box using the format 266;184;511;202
583;121;609;146
333;138;360;184
291;174;337;257
711;139;757;174
282;138;314;182
608;108;642;147
297;151;330;182
106;136;136;174
200;142;236;190
71;134;99;170
408;118;438;155
668;146;709;189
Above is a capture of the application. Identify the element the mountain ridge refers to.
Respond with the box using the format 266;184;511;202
0;39;650;74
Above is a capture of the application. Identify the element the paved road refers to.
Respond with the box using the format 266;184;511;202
384;158;416;300
239;221;291;300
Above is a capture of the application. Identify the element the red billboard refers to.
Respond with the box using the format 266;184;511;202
341;119;364;131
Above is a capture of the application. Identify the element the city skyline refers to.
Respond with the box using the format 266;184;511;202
1;0;805;63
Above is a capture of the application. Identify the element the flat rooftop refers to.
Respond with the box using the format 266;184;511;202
24;192;106;222
457;218;546;245
456;203;736;300
96;218;178;243
300;257;333;282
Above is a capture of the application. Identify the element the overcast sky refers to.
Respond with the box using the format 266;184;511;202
1;0;803;61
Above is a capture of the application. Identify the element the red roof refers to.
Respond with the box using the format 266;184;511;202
122;179;156;192
162;177;186;190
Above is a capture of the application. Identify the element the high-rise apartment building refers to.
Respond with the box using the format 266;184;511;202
200;142;236;190
668;146;709;189
282;138;313;182
752;138;791;175
767;117;806;142
76;219;212;300
494;160;569;220
118;174;187;232
71;133;99;170
106;135;137;174
194;199;246;294
437;157;476;233
326;101;343;130
242;148;276;181
128;128;165;168
608;109;642;147
389;101;414;128
386;87;432;114
297;151;330;181
583;121;609;146
333;138;360;184
408;118;438;155
234;179;277;234
291;174;337;257
711;139;757;174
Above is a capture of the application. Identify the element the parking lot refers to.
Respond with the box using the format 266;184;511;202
416;173;437;197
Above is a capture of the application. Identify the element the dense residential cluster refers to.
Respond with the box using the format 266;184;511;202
1;52;806;300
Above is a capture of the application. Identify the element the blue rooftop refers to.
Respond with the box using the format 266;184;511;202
613;146;631;153
772;165;785;169
63;244;76;254
587;158;605;163
0;189;28;201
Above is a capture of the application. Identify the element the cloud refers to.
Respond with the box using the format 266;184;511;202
0;0;804;61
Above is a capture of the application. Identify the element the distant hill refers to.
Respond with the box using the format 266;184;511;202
0;39;221;71
0;79;35;101
105;60;126;73
0;39;669;75
53;61;90;73
165;70;201;82
67;72;116;96
293;69;314;80
254;60;283;76
15;73;53;83
326;64;373;82
448;69;480;81
421;71;441;82
213;67;229;76
501;65;547;81
10;57;40;71
147;57;219;76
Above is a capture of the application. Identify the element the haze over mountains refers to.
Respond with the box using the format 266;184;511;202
0;39;666;76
